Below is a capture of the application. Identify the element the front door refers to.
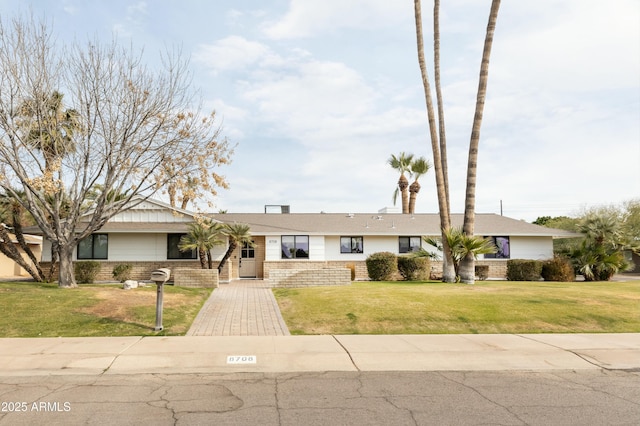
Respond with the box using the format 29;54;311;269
239;241;256;278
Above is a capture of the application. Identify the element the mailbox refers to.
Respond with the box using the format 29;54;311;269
150;268;171;284
150;268;171;331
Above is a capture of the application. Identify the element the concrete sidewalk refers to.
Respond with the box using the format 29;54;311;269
0;333;638;377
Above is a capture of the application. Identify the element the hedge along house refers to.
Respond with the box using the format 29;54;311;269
209;208;576;281
34;197;231;283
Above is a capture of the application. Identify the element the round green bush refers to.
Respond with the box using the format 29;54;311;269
541;256;575;282
366;252;398;281
506;259;543;281
397;256;430;281
74;261;101;283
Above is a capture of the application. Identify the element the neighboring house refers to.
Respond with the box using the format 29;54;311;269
31;198;575;282
0;228;42;277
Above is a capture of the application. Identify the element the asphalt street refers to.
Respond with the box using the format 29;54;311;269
1;370;639;425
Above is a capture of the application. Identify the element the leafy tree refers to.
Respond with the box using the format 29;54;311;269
0;16;233;287
565;213;633;281
218;223;254;274
388;152;414;214
179;220;224;269
408;156;431;214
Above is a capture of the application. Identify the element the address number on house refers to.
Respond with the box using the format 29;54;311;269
226;355;257;364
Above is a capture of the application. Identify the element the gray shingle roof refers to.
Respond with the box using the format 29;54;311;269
209;213;576;237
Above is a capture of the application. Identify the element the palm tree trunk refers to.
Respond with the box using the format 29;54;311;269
198;248;207;269
414;0;455;282
434;0;450;209
460;0;501;285
218;240;237;273
399;174;410;214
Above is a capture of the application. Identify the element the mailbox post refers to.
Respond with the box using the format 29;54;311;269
150;268;171;331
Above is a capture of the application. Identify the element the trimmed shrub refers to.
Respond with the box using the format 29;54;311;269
366;252;398;281
74;261;101;283
397;256;430;281
506;259;543;281
541;256;576;282
475;265;490;280
112;264;133;283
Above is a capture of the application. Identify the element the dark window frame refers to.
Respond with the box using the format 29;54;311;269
484;236;510;259
340;236;364;254
77;234;108;260
281;235;310;259
399;236;422;254
167;233;198;260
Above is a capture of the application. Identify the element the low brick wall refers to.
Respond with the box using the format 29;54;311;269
268;268;351;287
429;260;508;280
40;261;231;283
264;261;368;281
174;268;218;288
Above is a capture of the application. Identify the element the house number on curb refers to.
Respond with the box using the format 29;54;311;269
227;355;257;364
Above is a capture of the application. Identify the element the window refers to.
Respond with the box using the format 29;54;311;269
484;236;510;259
341;236;363;253
77;234;108;259
167;233;197;259
399;236;421;254
241;241;255;258
281;235;309;259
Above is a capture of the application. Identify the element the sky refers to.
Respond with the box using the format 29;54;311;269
2;0;639;221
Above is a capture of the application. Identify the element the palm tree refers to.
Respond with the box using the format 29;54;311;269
218;223;254;274
19;91;80;171
413;0;456;282
408;156;432;214
426;228;496;282
388;152;414;214
179;220;224;269
459;0;502;284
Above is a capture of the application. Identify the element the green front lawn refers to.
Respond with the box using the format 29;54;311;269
0;282;212;337
273;280;640;335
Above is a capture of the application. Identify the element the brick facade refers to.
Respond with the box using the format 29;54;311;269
268;268;351;287
174;268;218;288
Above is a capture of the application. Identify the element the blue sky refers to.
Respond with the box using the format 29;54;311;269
2;0;639;221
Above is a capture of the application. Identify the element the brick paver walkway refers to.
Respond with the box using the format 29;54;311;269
186;280;290;336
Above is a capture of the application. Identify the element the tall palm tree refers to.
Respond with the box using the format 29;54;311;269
413;0;456;282
388;152;414;214
459;0;502;284
179;220;224;269
408;156;432;214
19;91;80;171
218;223;254;274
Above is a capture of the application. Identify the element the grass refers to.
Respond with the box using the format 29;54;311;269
273;280;640;335
0;281;212;337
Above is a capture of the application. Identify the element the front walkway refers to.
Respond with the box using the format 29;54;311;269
186;280;290;336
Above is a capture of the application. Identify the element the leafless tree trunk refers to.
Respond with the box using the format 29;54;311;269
0;15;233;287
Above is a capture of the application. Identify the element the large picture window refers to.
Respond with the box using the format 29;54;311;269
281;235;309;259
77;234;108;259
167;233;197;259
484;236;510;259
399;236;421;254
340;236;363;253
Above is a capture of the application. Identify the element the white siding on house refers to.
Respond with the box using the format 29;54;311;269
109;207;192;223
509;236;553;260
309;236;325;260
265;236;281;261
108;234;165;261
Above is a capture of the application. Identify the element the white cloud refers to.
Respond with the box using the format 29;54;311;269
262;0;410;39
194;36;275;74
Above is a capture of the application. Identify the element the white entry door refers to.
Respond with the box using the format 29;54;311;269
239;241;256;278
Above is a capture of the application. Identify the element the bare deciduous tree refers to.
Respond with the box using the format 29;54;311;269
0;15;233;287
